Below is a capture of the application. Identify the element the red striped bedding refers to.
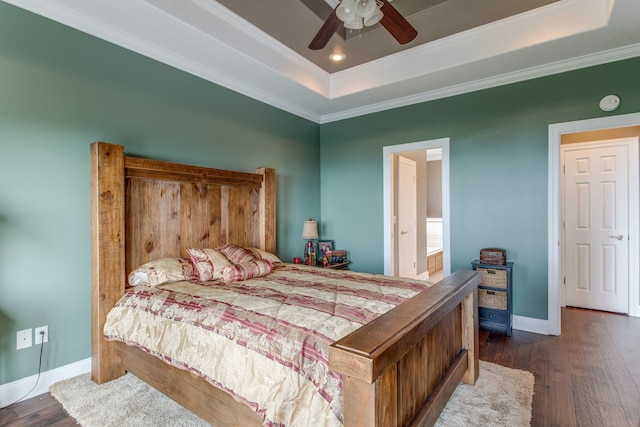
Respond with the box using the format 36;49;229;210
104;263;431;426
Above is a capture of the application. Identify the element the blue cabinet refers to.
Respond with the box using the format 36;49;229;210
471;260;513;336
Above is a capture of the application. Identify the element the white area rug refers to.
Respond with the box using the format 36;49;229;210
50;361;533;426
434;361;534;427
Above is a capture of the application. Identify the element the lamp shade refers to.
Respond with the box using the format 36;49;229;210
301;219;319;239
363;8;383;26
355;0;376;17
336;0;357;22
344;16;364;29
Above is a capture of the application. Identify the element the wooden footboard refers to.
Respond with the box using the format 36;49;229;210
109;272;478;427
331;270;480;427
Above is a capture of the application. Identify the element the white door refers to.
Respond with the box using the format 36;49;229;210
563;140;631;313
398;156;417;278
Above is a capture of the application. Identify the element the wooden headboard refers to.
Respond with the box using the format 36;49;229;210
90;141;276;382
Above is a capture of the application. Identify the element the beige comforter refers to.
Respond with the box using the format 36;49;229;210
104;263;431;426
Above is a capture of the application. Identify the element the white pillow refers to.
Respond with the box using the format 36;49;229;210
127;257;194;287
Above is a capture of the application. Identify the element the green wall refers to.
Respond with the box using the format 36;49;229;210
0;2;319;384
320;57;640;321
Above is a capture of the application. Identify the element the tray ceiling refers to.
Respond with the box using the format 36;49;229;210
217;0;560;73
4;0;640;123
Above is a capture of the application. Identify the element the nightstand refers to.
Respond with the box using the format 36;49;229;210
471;260;513;336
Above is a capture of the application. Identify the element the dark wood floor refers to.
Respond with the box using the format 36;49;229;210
480;307;640;427
2;307;639;426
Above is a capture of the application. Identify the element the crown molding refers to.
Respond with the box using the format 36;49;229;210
3;0;638;124
321;43;640;123
329;0;613;98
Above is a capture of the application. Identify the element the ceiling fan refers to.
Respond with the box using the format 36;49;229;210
309;0;418;50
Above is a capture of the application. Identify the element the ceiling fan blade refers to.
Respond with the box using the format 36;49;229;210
379;0;418;45
309;9;342;50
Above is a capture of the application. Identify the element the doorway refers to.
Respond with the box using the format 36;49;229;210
548;112;640;335
383;138;450;279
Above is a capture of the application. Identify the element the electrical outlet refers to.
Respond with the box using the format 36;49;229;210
17;329;32;350
35;326;48;344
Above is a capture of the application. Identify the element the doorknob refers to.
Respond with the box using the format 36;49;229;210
608;235;624;240
400;231;408;235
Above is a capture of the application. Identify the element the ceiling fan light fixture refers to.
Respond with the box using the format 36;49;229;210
344;16;363;30
355;0;376;17
337;0;383;29
336;0;357;22
309;0;417;50
363;8;383;26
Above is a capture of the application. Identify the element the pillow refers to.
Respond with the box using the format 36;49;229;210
127;257;194;287
247;247;282;263
217;244;258;264
221;259;273;283
186;248;232;281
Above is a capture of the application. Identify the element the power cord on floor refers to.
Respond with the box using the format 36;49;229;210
0;330;46;410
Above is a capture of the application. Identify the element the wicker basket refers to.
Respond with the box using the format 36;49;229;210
479;289;507;310
477;267;507;289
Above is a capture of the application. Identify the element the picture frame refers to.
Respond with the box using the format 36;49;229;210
317;240;333;259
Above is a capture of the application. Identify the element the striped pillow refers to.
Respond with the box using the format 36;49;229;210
247;247;282;263
187;248;232;281
221;260;273;283
217;244;258;264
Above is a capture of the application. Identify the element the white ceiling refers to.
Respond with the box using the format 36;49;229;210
5;0;640;123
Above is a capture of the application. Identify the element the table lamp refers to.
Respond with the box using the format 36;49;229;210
302;218;319;265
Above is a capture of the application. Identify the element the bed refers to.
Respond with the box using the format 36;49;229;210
90;141;480;427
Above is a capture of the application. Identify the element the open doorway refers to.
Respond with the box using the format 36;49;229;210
383;138;450;280
548;112;640;335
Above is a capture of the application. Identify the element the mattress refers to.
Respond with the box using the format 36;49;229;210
104;263;431;427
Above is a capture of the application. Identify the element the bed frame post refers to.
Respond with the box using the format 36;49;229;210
256;167;276;253
462;287;479;384
90;141;126;384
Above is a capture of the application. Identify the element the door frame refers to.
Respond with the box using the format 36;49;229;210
561;137;638;313
383;138;450;277
548;112;640;335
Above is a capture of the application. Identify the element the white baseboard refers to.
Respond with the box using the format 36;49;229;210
416;271;430;281
512;315;550;335
0;357;91;408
